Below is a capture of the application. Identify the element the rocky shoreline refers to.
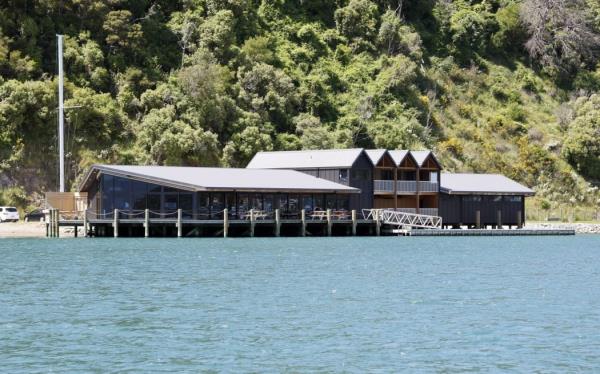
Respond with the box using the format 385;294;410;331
525;222;600;234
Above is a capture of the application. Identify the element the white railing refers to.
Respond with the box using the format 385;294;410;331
396;208;417;214
420;208;438;216
396;181;417;193
418;181;439;193
374;180;395;193
362;209;442;229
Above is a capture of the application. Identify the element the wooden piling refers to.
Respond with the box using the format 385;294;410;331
275;209;281;237
177;209;182;238
113;209;119;238
300;209;306;237
517;210;523;229
326;209;332;237
375;210;381;236
144;209;150;238
352;210;357;236
250;209;255;237
223;209;229;238
54;209;60;238
476;210;481;229
83;211;88;238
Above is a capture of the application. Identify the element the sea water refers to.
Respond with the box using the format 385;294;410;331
1;236;599;372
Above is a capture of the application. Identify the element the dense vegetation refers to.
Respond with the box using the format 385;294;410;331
0;0;599;211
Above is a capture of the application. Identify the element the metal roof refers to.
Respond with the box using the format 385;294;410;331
246;148;368;169
79;165;360;194
410;150;441;167
364;149;388;165
388;150;410;166
440;173;535;195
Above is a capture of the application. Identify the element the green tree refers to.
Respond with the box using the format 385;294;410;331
562;94;600;180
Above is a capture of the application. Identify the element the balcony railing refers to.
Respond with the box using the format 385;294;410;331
420;208;439;216
374;180;395;193
395;208;417;214
418;181;439;193
396;181;417;193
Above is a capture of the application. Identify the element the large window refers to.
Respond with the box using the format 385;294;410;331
504;196;522;202
210;193;224;218
131;181;147;210
278;195;288;212
180;193;193;218
288;194;299;212
197;193;210;219
263;194;274;212
302;195;313;212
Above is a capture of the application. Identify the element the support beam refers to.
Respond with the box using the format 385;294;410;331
177;209;182;238
144;209;150;238
497;210;502;229
352;210;357;236
375;210;381;236
223;208;229;238
83;211;88;238
74;225;78;237
274;209;280;237
300;209;306;237
326;209;332;237
55;209;60;238
476;210;481;229
113;209;119;238
517;210;523;229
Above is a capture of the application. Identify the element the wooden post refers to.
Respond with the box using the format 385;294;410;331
375;209;381;236
55;209;60;238
49;210;53;237
497;210;502;229
274;209;280;237
300;209;306;237
83;210;88;238
177;208;182;238
223;208;229;238
144;209;150;238
250;209;255;237
74;225;78;237
113;209;119;238
352;210;357;236
326;209;332;237
517;210;522;229
476;210;481;229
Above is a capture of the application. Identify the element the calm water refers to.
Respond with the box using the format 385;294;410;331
1;236;600;372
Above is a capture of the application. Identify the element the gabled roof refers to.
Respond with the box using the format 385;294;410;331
388;150;412;166
410;150;441;168
79;165;360;194
364;149;388;165
440;173;535;196
247;148;368;169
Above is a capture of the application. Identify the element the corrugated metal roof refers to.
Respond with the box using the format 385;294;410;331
364;149;388;165
441;173;535;195
80;165;360;193
246;148;366;169
388;150;410;166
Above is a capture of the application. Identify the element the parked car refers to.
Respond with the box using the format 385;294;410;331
24;209;46;222
0;207;20;222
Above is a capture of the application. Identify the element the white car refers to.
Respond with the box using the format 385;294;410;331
0;207;20;222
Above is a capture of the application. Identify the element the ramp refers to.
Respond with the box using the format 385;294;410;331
363;209;442;230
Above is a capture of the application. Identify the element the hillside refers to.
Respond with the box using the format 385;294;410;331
0;0;599;212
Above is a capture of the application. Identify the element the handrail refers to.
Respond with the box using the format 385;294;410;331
362;209;442;229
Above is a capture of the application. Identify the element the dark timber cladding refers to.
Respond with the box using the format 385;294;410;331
246;149;374;210
79;165;360;221
439;173;535;227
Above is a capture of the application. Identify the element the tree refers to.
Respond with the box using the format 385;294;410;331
334;0;379;50
521;0;600;76
562;94;600;180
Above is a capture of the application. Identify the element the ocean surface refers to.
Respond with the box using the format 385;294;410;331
1;236;600;372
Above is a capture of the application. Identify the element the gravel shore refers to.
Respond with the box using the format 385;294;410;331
0;222;82;238
526;222;600;234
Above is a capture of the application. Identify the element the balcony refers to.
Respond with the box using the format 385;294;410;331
374;180;394;193
396;181;417;194
418;181;439;193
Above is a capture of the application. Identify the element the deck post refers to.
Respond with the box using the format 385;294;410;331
517;210;523;229
54;209;60;238
113;209;119;238
223;208;229;238
352;210;357;236
476;210;481;229
49;210;53;237
144;209;150;237
326;209;332;237
275;209;280;237
497;210;502;229
375;210;381;236
83;210;88;237
250;209;255;237
74;224;78;237
300;209;306;237
177;209;182;237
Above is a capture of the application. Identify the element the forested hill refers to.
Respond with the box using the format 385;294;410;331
0;0;599;209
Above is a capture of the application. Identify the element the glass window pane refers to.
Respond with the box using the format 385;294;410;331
337;196;349;211
210;193;224;218
326;195;336;209
197;193;210;219
180;193;193;217
278;195;288;212
251;194;263;210
148;183;162;193
101;175;114;214
288;195;299;211
237;193;249;217
148;194;161;211
263;194;274;212
314;195;324;211
302;195;313;211
131;181;147;210
164;194;178;211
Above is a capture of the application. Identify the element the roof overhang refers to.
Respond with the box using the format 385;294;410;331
440;187;535;196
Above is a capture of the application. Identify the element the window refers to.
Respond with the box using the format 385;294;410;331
278;195;288;212
325;195;336;209
288;195;299;212
302;195;313;212
179;193;193;217
6;207;17;212
197;193;210;219
210;193;224;217
251;194;263;210
339;169;348;181
238;193;249;217
164;194;178;211
337;196;349;211
464;195;482;202
131;181;147;210
263;195;274;212
314;195;324;211
430;172;438;182
491;196;502;202
148;194;161;211
504;196;522;202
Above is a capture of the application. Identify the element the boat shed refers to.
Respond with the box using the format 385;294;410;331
79;165;360;220
247;149;374;210
439;173;535;228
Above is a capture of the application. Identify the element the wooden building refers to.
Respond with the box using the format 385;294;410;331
79;165;360;221
247;149;374;211
439;173;535;228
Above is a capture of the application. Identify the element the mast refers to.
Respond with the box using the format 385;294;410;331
57;34;65;192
